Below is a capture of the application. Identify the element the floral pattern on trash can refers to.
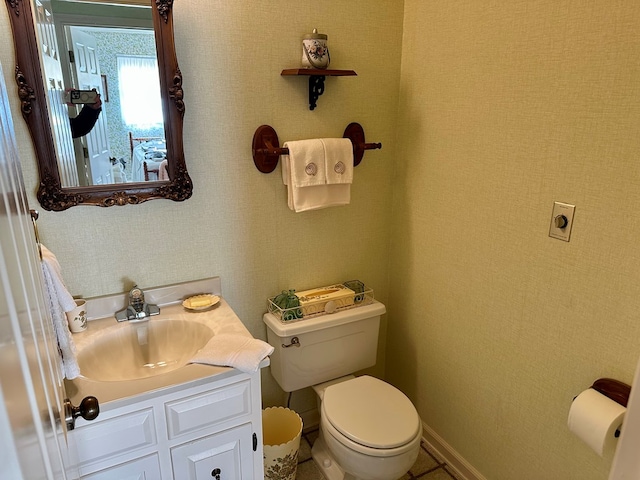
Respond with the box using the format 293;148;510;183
262;407;303;480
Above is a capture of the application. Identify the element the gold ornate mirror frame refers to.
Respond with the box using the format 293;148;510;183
4;0;192;210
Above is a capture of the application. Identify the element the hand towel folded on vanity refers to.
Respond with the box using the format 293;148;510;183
190;334;275;373
40;245;80;380
281;138;354;212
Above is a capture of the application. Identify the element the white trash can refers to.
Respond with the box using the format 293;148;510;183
262;407;303;480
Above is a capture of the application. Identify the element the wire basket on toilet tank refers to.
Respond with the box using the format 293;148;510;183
267;280;374;323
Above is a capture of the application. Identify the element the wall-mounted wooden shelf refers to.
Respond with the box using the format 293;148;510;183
281;69;357;76
281;69;357;110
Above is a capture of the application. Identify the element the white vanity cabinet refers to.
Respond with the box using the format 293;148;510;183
71;370;264;480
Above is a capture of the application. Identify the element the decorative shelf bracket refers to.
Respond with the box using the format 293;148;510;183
281;69;357;110
308;75;325;110
252;122;381;173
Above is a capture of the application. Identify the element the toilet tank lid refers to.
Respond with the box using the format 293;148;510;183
323;375;420;449
263;300;385;337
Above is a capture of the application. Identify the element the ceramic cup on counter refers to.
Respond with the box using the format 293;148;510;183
66;299;87;333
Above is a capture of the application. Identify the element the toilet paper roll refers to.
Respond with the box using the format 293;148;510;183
568;388;626;456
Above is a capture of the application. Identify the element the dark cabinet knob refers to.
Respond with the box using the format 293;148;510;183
64;396;99;430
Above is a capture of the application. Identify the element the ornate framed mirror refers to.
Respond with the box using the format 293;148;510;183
4;0;192;210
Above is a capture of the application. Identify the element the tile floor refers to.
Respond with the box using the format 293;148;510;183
295;428;461;480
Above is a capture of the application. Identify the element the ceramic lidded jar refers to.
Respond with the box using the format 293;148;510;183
302;29;330;69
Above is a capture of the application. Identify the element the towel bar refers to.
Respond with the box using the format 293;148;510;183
252;122;382;173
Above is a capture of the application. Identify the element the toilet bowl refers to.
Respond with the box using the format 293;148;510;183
311;375;422;480
263;299;421;479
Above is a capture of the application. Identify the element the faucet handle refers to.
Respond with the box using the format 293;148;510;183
129;286;145;313
115;286;160;322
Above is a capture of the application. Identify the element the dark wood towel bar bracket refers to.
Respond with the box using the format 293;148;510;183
252;122;382;174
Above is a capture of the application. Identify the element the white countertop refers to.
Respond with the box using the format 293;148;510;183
65;278;267;410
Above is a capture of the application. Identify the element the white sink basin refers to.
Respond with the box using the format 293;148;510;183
77;319;213;382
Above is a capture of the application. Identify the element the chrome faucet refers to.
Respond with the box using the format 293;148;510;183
115;285;160;322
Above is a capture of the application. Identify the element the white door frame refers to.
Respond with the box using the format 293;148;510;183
609;356;640;479
0;59;76;479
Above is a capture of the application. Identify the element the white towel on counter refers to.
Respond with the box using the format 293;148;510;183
40;245;80;380
281;138;354;212
190;334;274;373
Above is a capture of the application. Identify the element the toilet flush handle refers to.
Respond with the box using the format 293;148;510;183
282;336;301;348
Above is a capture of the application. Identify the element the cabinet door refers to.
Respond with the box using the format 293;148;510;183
171;423;254;480
81;454;161;480
73;407;157;468
164;378;252;440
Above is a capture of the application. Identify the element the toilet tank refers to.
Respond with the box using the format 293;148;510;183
263;300;385;392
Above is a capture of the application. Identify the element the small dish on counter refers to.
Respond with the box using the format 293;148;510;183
182;294;220;311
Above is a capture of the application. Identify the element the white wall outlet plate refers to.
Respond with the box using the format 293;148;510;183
549;202;575;242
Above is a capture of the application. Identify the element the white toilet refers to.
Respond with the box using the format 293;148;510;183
263;300;421;480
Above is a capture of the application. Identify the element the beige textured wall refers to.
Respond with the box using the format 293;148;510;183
0;0;403;406
389;1;640;479
3;0;640;478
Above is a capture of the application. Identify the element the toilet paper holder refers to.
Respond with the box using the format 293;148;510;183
574;378;631;438
589;378;631;408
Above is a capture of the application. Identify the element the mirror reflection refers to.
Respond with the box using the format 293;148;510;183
46;1;167;186
5;0;192;210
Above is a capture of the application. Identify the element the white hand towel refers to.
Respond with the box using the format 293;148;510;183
288;184;351;212
320;138;354;184
40;245;80;380
190;334;274;373
281;139;326;187
281;138;352;212
41;245;76;312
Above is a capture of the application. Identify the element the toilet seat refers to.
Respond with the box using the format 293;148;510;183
322;376;420;450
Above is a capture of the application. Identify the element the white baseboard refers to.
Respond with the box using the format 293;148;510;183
421;421;486;480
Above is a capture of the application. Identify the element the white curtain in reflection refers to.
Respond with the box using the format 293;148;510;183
117;55;163;128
